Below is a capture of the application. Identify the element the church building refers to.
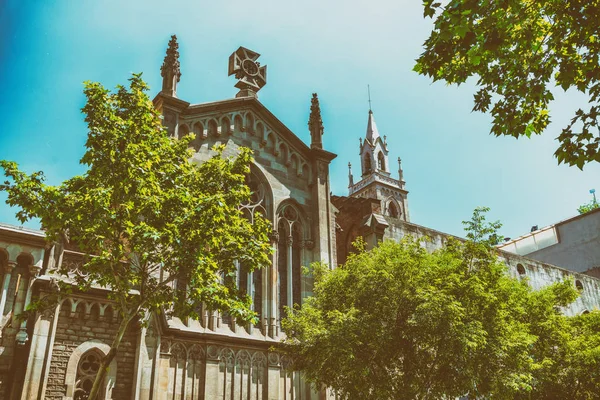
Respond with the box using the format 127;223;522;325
0;36;599;400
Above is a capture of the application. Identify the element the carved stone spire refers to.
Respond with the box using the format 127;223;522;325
366;110;381;143
398;157;405;187
348;162;354;187
308;93;324;149
161;35;182;97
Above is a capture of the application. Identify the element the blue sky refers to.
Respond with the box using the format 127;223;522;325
0;0;598;240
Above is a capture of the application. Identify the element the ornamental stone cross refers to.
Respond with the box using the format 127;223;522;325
228;46;267;98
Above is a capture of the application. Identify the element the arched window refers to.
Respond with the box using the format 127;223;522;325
239;167;272;324
277;203;305;320
364;154;372;174
377;152;385;171
388;201;399;218
74;350;103;399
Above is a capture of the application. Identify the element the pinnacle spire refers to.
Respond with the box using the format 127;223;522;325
161;35;182;97
309;93;324;149
366;110;380;143
348;162;354;187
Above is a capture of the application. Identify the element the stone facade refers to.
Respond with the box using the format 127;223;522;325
0;37;599;399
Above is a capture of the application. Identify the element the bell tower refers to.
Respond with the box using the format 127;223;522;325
348;107;409;222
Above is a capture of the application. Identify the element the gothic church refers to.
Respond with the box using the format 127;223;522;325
0;36;599;400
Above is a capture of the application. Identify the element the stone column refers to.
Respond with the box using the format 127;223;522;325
20;301;60;400
131;317;158;400
247;269;253;334
204;345;221;399
286;235;293;313
267;352;281;399
0;262;15;332
311;155;336;266
269;231;279;337
155;339;171;400
16;265;41;345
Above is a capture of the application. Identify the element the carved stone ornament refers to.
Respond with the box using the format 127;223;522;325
228;47;267;97
206;345;220;361
304;239;314;250
189;345;205;361
171;342;187;360
268;352;280;366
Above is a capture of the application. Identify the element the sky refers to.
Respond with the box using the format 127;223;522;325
0;0;598;240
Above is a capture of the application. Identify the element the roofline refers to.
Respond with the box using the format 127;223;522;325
499;207;600;248
153;93;336;161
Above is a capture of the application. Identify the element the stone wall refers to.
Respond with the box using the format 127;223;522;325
382;217;600;316
44;296;138;399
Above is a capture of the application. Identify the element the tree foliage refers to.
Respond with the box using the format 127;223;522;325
577;198;599;214
282;208;600;399
1;74;271;399
415;0;600;169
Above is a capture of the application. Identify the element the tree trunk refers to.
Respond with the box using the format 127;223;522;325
87;310;136;400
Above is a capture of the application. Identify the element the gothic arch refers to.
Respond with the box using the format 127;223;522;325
63;340;117;400
385;197;402;219
275;200;308;237
208;119;219;137
279;142;290;165
233;114;244;133
178;123;190;140
243;164;274;223
363;152;372;174
377;151;386;171
245;112;255;134
276;201;309;317
220;115;231;135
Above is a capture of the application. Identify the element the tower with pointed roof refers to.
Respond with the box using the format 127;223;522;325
348;109;409;222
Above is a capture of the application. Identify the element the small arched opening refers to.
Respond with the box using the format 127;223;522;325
388;201;399;218
377;152;385;171
363;154;372;174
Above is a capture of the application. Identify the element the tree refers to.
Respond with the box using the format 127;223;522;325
0;74;271;399
577;198;599;214
414;0;600;169
281;208;599;399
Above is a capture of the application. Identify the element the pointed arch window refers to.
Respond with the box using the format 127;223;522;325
238;167;272;323
377;152;385;171
277;203;305;320
388;201;399;218
364;154;372;174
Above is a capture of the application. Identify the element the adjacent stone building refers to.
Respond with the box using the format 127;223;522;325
0;36;599;399
498;208;600;278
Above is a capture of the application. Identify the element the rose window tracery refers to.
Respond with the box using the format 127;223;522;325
74;350;102;400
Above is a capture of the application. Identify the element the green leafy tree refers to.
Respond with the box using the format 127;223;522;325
0;74;271;400
415;0;600;169
577;199;599;214
281;208;599;399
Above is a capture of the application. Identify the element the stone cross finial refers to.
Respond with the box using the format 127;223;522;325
228;47;267;98
161;35;182;97
308;93;324;149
